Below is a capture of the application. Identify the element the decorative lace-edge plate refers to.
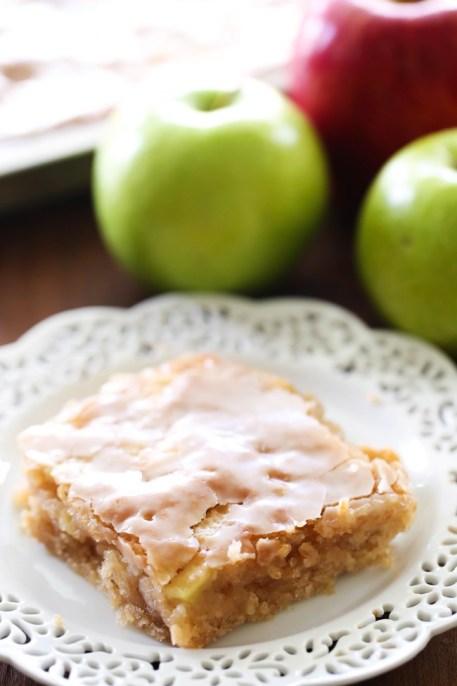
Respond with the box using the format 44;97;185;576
1;294;456;686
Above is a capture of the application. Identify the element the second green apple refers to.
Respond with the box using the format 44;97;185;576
93;78;329;292
357;128;457;353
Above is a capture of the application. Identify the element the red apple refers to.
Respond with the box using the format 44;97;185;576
289;0;457;212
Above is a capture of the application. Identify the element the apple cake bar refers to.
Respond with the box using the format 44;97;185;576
17;354;416;648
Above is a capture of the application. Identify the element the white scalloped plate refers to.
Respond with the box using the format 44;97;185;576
1;295;457;686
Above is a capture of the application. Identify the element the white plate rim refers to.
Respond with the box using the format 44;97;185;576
0;293;456;686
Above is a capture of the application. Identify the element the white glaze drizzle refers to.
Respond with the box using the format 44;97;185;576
19;356;395;583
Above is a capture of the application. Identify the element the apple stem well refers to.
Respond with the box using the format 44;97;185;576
187;90;240;112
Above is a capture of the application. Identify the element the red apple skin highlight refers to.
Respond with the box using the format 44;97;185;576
289;0;457;210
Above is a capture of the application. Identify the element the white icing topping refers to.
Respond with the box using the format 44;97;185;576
19;356;390;583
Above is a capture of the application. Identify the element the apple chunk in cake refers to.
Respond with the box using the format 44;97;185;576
18;354;416;648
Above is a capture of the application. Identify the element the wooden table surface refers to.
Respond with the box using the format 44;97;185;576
0;192;456;686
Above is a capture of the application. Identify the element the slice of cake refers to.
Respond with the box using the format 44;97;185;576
17;355;416;648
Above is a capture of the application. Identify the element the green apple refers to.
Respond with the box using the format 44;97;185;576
92;77;329;292
356;129;457;353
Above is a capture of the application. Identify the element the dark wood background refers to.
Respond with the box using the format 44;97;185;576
0;190;456;685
